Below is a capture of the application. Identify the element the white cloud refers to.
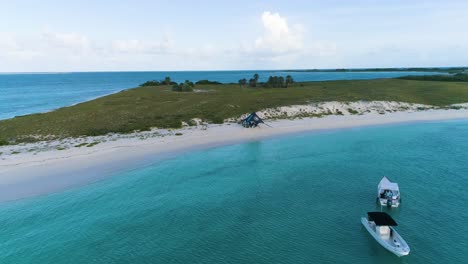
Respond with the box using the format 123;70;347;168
41;31;91;52
112;34;173;54
0;13;335;71
254;11;304;55
0;33;42;60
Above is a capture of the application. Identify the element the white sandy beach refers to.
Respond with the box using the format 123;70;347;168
1;102;468;202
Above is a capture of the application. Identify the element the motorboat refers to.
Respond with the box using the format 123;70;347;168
377;176;401;207
361;212;410;257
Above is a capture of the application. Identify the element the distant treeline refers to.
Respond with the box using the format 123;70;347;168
140;77;221;87
139;77;176;87
398;73;468;82
139;74;295;92
284;67;468;74
238;73;295;88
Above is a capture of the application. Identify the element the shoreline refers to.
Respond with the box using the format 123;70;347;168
1;109;468;202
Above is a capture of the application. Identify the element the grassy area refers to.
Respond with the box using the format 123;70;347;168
399;73;468;82
1;78;468;143
285;67;468;73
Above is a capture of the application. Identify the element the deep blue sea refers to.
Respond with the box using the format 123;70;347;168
0;70;443;120
1;120;467;263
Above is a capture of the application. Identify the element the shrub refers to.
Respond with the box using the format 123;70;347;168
0;139;9;146
195;80;221;85
139;80;160;86
398;73;468;82
172;80;194;92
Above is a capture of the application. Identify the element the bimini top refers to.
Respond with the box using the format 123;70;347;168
378;176;399;191
243;112;264;124
367;212;398;226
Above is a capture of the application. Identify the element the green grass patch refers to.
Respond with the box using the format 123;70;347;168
86;142;100;147
399;73;468;82
74;142;88;148
175;132;183;136
1;79;468;143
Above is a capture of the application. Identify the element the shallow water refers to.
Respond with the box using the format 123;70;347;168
1;120;467;263
0;70;443;120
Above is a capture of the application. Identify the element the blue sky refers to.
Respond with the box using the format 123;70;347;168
1;0;467;71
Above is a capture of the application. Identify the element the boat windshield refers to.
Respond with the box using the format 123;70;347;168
381;189;399;199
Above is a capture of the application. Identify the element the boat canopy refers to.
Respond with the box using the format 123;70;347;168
378;176;399;191
367;212;398;226
241;112;265;128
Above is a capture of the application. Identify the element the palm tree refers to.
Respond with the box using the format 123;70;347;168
285;75;294;88
248;73;259;87
163;76;171;85
238;78;247;88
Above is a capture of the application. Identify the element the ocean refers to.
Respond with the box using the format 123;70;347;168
1;119;467;263
0;70;443;120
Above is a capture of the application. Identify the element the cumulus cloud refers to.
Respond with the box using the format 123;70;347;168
0;12;334;71
254;11;304;55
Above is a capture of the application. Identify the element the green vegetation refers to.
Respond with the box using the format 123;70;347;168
399;73;468;82
239;73;294;88
263;75;294;88
86;142;99;147
139;80;161;86
139;76;176;87
248;74;260;87
172;80;194;92
1;78;468;144
195;80;221;85
74;142;88;148
285;67;468;74
142;78;222;88
0;139;9;146
238;78;247;88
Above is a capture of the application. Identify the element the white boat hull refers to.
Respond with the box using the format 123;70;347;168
378;198;400;207
361;217;410;257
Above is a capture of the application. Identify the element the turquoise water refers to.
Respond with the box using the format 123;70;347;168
0;70;444;120
1;120;468;263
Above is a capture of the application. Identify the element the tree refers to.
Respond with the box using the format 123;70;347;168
263;75;288;88
172;84;182;92
248;78;256;87
172;80;194;92
238;78;247;87
182;80;194;91
163;76;172;85
285;75;294;88
278;76;285;88
249;73;260;87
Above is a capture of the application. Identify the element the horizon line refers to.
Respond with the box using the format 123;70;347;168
0;65;467;74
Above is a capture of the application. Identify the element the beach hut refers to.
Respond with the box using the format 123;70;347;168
241;112;265;128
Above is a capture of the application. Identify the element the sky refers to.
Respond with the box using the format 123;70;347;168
1;0;468;72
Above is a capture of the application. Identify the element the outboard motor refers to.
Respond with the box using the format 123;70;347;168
387;199;392;207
